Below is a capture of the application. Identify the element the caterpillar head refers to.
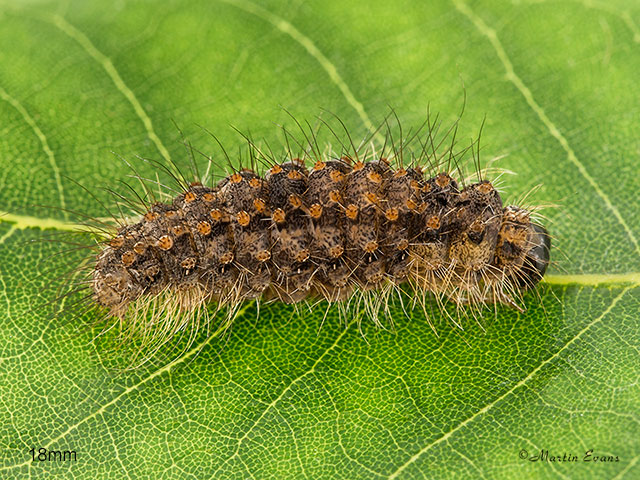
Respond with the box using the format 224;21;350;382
519;223;551;288
495;206;550;289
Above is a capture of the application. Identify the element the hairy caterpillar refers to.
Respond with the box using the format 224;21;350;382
53;113;551;364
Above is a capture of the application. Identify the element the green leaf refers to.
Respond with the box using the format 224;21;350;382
1;0;638;478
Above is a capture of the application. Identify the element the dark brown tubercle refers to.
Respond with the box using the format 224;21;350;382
92;161;550;316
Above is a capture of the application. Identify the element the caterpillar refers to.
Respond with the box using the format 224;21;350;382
55;113;551;363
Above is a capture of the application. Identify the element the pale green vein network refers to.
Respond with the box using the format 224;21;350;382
0;2;637;477
514;0;640;43
613;454;640;480
211;321;355;477
46;13;173;167
0;225;17;244
386;286;631;479
0;85;66;216
0;303;252;473
219;0;381;140
102;417;133;480
453;0;640;259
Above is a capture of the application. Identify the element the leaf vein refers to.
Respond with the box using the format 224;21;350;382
219;0;379;138
513;0;640;43
0;86;66;216
210;322;354;477
2;223;640;287
385;286;630;479
453;0;640;259
47;13;173;166
0;304;251;472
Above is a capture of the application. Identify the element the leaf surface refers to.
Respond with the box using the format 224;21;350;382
0;0;639;478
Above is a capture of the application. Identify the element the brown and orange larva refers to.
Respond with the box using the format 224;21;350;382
62;115;551;363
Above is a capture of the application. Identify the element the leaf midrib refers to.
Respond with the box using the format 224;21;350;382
2;211;639;287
